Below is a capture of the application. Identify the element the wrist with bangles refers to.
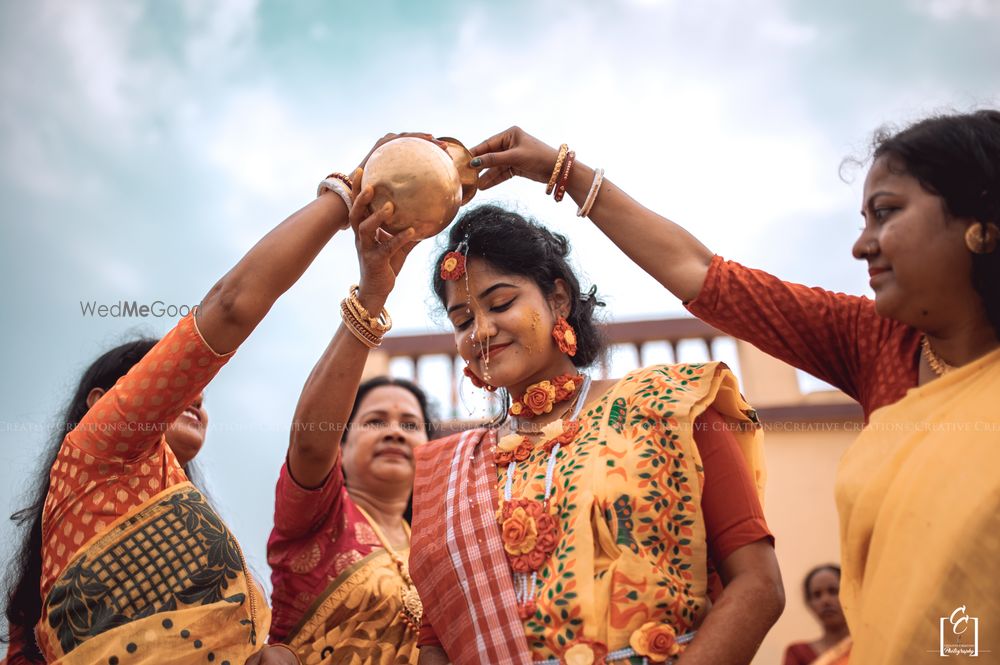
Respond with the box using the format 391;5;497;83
545;146;604;216
317;171;355;212
340;285;392;348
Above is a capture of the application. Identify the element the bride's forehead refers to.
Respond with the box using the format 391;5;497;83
445;262;534;301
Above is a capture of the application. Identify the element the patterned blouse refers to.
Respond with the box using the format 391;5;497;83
40;313;230;600
685;255;921;420
267;456;386;642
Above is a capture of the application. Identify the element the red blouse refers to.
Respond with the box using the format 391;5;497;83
267;457;386;642
685;255;921;420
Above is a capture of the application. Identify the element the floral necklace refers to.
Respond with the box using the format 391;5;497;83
355;506;423;631
508;373;584;418
495;374;591;619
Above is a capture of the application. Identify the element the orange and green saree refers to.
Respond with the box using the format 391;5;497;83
37;482;270;664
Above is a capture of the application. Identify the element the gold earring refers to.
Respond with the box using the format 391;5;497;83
965;222;1000;254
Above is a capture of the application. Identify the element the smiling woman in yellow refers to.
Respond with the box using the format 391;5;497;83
466;115;1000;663
410;205;783;665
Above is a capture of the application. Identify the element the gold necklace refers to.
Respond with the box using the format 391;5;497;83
355;506;423;630
921;336;954;376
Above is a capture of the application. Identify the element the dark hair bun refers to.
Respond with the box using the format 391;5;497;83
432;204;606;367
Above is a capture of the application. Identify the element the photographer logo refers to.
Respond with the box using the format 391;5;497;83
940;606;979;657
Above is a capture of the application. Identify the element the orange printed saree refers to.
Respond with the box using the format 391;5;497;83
37;482;269;664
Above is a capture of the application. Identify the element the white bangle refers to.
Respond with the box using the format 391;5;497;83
577;168;605;217
317;177;354;212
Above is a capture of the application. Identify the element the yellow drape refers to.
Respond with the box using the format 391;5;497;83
836;348;1000;663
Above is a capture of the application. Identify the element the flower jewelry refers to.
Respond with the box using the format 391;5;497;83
552;316;578;357
497;498;560;574
494;418;578;465
509;373;584;417
563;639;610;665
463;365;497;391
440;250;467;281
629;622;681;662
496;375;592;620
544;419;580;453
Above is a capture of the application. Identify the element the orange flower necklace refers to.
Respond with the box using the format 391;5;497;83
495;374;591;619
508;373;584;417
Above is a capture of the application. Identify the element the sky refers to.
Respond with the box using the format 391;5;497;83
1;0;999;654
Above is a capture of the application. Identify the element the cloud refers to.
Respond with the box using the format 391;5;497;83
909;0;1000;19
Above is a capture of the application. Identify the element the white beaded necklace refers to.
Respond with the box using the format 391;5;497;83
503;375;592;612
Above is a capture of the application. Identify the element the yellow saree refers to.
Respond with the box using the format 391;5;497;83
37;482;269;665
836;348;1000;663
410;363;767;664
283;547;419;665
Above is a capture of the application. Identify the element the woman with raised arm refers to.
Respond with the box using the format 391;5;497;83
3;338;212;664
467;114;1000;663
0;134;407;665
266;178;434;664
411;205;783;665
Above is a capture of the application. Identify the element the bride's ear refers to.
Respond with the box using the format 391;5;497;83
548;278;572;319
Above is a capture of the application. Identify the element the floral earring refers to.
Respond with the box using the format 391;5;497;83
463;365;497;392
551;316;577;357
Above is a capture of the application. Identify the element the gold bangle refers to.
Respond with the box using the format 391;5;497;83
345;296;390;337
545;144;569;195
340;300;382;348
341;300;382;343
347;285;392;333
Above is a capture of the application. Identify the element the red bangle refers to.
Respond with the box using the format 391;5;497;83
325;172;353;189
553;151;575;202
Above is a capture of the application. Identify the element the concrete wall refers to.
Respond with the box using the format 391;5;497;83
752;424;856;664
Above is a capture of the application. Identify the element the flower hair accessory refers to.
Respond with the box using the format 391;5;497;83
440;239;469;281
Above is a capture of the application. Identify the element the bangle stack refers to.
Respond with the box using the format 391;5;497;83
340;285;392;348
545;144;569;195
545;145;605;214
317;172;354;211
553;151;575;202
576;167;605;217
